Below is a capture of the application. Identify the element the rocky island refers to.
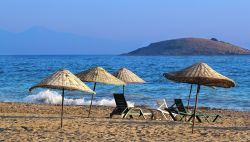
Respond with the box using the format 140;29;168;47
123;38;250;55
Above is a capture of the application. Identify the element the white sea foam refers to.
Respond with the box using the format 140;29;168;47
25;90;134;107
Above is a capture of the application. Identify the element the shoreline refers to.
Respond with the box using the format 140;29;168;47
1;101;250;113
0;102;249;141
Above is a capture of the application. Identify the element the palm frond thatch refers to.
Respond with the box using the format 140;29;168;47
76;67;125;85
164;63;235;88
114;68;145;84
29;69;95;93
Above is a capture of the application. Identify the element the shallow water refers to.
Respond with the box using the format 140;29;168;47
0;55;249;111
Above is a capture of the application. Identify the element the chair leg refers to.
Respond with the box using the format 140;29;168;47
122;113;127;118
205;116;209;123
196;116;202;123
167;111;177;121
188;115;193;122
139;110;146;119
151;113;154;120
162;113;168;120
184;116;187;121
180;115;186;121
212;115;220;122
142;114;146;119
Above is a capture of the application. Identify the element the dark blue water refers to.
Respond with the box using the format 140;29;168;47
0;55;249;111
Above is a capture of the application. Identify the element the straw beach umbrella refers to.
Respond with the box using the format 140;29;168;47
163;62;235;133
113;68;145;94
29;69;95;128
76;67;125;117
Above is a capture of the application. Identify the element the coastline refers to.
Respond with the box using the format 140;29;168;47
0;102;249;141
1;55;250;112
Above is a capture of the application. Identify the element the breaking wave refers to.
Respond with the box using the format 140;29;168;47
24;90;134;107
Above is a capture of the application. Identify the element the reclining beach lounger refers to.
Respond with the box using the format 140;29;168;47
174;99;221;122
156;99;177;120
110;93;153;119
174;99;201;122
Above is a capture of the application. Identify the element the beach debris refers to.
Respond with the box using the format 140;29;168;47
0;128;4;132
21;126;33;132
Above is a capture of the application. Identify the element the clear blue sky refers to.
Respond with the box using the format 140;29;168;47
0;0;250;54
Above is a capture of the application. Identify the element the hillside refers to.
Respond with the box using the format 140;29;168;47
123;38;250;55
0;27;139;55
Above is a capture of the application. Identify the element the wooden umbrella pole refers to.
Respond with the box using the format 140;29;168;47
61;88;65;128
187;84;193;111
88;83;96;118
192;84;200;133
123;85;125;95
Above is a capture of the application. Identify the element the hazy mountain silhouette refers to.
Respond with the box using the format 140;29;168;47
0;26;139;55
123;38;250;56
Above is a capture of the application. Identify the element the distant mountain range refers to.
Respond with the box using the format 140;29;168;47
0;27;140;55
123;38;250;56
1;28;250;55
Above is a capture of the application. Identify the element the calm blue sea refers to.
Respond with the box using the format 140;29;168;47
0;55;249;111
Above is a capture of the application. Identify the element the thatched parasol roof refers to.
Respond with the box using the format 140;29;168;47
76;67;125;85
164;63;235;88
29;69;95;93
113;68;145;84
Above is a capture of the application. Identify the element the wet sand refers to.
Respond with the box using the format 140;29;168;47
0;102;249;141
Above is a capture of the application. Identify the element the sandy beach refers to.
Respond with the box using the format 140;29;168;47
1;0;250;141
0;102;249;141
